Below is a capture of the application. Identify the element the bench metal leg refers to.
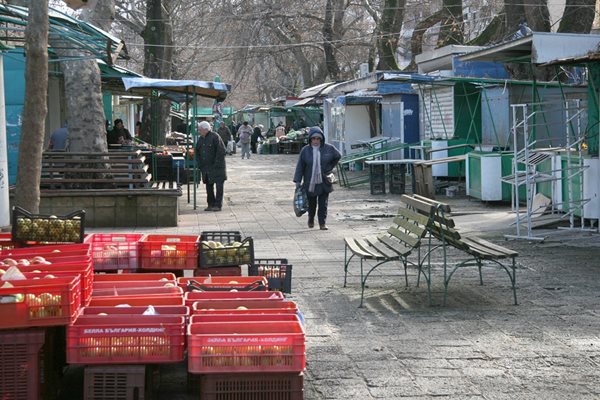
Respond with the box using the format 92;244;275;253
343;245;356;288
359;259;395;308
511;258;518;305
417;236;435;305
443;257;518;306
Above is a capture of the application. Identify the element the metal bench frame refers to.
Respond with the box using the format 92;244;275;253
411;194;519;306
343;195;437;307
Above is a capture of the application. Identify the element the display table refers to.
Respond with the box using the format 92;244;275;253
278;140;305;154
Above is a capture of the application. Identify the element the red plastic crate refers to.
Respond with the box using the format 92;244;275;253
192;300;298;315
0;276;81;329
198;373;303;400
23;270;92;307
0;232;19;250
0;328;46;400
81;305;189;317
184;291;283;308
93;272;176;283
18;259;93;305
88;295;184;307
84;365;149;400
86;233;144;271
190;313;300;324
1;243;90;257
178;276;268;291
91;285;183;298
187;321;305;374
139;234;199;270
93;280;178;291
67;315;186;364
193;265;242;276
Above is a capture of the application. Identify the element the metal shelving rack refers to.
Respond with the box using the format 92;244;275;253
502;101;592;241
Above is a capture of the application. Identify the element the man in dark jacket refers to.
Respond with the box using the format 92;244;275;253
217;123;233;155
293;126;341;230
251;124;263;154
195;121;227;211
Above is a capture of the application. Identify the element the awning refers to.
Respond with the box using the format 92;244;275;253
122;77;231;101
293;97;319;106
298;82;337;98
337;95;382;106
459;32;600;65
0;4;128;64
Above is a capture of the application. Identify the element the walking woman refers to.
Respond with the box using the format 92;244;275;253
293;127;341;230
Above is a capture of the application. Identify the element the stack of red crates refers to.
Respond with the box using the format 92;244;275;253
0;240;92;400
183;275;305;399
67;272;188;400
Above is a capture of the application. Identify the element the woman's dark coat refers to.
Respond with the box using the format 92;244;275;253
293;132;341;196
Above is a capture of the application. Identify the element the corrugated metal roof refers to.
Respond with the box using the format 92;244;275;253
459;32;600;65
0;4;128;64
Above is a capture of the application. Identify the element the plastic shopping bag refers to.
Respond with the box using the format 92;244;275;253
293;186;308;217
227;140;234;154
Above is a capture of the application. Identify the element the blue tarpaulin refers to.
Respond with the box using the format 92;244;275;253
122;77;231;101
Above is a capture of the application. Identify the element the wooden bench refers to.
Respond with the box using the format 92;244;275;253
24;151;182;227
343;194;438;307
41;151;152;189
409;194;519;306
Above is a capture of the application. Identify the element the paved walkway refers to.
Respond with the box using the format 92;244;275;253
84;152;600;400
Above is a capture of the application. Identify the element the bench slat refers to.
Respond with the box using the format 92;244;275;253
462;237;518;258
413;194;452;213
40;179;150;186
393;215;426;237
355;238;389;259
377;235;412;257
429;222;461;241
43;166;149;174
400;194;436;215
43;159;145;165
396;207;431;226
344;238;376;258
365;236;403;259
387;226;420;248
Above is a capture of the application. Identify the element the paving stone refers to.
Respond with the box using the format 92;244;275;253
67;154;600;400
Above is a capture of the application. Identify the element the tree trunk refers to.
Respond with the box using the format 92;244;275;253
50;0;114;153
405;9;448;71
59;56;109;152
376;0;405;70
14;1;48;213
558;0;595;33
523;0;551;32
323;0;340;80
141;0;174;145
437;0;464;46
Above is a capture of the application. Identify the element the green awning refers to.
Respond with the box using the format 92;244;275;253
0;4;128;64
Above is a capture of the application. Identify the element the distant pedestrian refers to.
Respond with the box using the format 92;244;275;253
251;124;264;154
293;126;341;230
217;123;233;155
275;122;286;139
195;121;227;212
237;121;253;159
49;123;68;151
